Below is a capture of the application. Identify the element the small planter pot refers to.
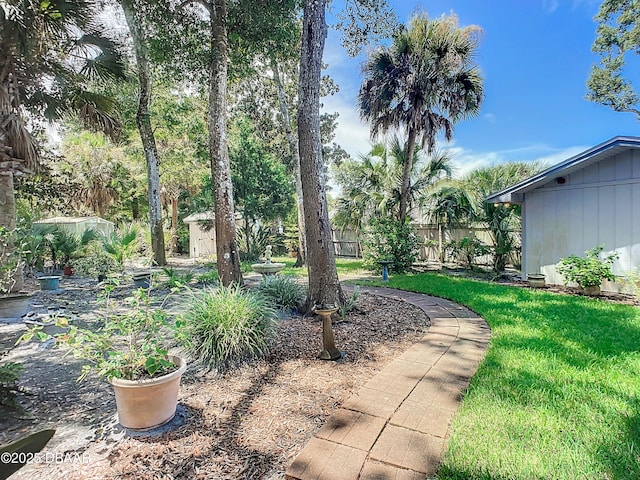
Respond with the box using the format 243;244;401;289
38;276;62;291
109;356;187;430
63;265;73;277
580;285;601;296
527;273;546;288
0;293;32;318
132;273;152;289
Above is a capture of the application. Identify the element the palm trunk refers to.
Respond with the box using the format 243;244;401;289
399;127;417;222
210;0;242;286
121;0;166;266
0;171;23;292
271;57;306;267
298;0;344;310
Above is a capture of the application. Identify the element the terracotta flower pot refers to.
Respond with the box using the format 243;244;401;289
109;356;187;430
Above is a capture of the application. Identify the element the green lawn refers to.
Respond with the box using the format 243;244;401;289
243;257;369;279
363;273;640;480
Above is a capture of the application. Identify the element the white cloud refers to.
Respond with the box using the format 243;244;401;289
321;93;373;157
441;143;590;178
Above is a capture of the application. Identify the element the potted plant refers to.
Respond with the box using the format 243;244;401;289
19;282;186;430
51;228;98;276
71;244;122;281
0;227;31;318
556;245;619;296
527;272;546;288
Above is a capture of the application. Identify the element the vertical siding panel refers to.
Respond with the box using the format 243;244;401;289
614;184;632;275
632;149;640;179
632;182;640;271
568;186;584;257
555;188;570;262
527;192;546;275
582;163;599;184
583;186;599;250
599;157;615;182
568;168;583;185
615;151;632;181
598;185;616;251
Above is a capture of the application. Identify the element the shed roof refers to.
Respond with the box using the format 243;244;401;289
183;212;214;223
486;136;640;204
34;216;114;226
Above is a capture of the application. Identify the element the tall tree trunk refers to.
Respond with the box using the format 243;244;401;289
270;57;306;267
170;194;179;254
399;126;417;222
210;0;242;286
121;0;166;266
0;171;23;292
298;0;344;310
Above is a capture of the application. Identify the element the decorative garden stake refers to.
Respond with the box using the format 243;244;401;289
378;260;393;282
313;304;342;360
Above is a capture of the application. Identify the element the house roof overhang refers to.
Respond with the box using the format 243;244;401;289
485;136;640;204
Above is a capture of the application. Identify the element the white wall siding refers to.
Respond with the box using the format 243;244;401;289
523;149;640;292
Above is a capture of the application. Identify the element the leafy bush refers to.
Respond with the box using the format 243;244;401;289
363;217;420;274
20;283;179;381
446;237;491;269
72;243;122;278
0;361;22;409
255;275;306;310
556;245;619;288
197;269;219;286
162;267;195;289
178;285;277;370
339;285;360;317
101;225;139;267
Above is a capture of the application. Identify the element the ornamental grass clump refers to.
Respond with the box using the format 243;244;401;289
179;285;277;370
556;244;619;288
254;275;307;311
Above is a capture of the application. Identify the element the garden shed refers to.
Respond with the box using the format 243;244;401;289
183;212;216;258
486;136;640;292
34;216;114;237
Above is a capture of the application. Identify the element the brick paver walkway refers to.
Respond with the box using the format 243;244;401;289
285;285;491;480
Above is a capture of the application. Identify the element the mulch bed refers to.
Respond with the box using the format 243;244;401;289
1;278;430;480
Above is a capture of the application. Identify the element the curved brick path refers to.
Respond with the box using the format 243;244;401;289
285;286;491;480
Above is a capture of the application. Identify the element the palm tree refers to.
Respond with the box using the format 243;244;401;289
358;12;483;222
462;162;546;273
0;0;127;289
333;135;453;229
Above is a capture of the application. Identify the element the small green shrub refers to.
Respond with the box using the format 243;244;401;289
179;285;277;370
557;244;619;288
0;361;22;409
363;217;420;274
72;243;122;278
339;285;360;317
446;237;491;269
255;275;306;310
162;267;195;289
197;269;219;285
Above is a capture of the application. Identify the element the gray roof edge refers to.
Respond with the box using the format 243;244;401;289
485;136;640;203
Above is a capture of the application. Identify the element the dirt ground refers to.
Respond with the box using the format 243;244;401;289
1;272;431;479
2;264;637;479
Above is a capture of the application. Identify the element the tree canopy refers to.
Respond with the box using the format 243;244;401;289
587;0;640;119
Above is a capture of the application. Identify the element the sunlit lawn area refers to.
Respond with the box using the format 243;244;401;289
242;257;369;279
359;273;640;479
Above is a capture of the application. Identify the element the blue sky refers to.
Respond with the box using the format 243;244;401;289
322;0;639;177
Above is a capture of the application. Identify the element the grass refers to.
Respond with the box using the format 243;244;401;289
361;273;640;480
242;257;369;279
